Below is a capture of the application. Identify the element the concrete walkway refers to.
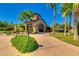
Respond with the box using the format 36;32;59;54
1;33;79;56
0;34;22;56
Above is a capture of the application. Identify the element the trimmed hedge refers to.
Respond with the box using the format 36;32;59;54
11;35;39;53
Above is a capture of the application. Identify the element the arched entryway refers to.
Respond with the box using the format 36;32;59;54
39;23;45;32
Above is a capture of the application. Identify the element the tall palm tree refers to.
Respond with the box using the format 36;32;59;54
61;3;79;40
73;4;79;40
50;3;56;34
60;3;69;36
65;3;73;35
68;11;72;35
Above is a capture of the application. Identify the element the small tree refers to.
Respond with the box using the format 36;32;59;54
19;10;33;39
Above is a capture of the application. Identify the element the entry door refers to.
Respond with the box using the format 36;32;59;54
39;24;44;32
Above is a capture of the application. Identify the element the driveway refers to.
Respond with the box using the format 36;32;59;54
1;33;79;56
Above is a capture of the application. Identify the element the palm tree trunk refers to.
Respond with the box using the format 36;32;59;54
68;12;72;35
74;8;78;40
27;24;29;40
64;17;67;36
52;3;56;34
24;23;27;33
24;23;29;39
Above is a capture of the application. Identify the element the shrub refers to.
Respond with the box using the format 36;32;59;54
0;31;12;35
11;35;39;53
4;31;12;35
19;28;24;32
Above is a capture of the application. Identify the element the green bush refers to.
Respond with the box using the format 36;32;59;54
11;35;39;53
0;31;12;35
4;31;12;35
19;28;24;32
0;27;7;31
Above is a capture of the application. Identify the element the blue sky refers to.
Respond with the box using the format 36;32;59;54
0;3;74;27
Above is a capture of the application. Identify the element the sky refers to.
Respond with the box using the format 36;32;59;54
0;3;74;27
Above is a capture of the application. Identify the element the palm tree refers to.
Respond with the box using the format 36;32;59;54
73;4;79;40
49;3;56;34
64;3;73;35
19;10;33;39
60;3;79;40
60;3;69;36
19;10;33;29
68;11;72;35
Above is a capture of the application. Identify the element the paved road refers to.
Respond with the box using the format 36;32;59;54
1;33;79;56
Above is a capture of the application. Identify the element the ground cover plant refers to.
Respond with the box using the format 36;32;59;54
11;35;39;53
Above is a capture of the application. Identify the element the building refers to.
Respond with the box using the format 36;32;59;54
25;13;52;33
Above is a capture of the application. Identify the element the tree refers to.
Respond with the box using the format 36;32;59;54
19;10;33;39
19;10;33;22
49;3;56;34
0;21;9;31
60;3;79;40
68;9;72;35
0;21;9;28
73;4;79;40
64;3;73;35
60;3;69;36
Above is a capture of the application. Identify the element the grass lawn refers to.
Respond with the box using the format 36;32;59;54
11;35;39;53
51;32;79;47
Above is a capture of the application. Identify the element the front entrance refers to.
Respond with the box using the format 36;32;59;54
39;24;44;32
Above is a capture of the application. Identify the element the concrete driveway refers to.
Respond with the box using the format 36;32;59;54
1;33;79;56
